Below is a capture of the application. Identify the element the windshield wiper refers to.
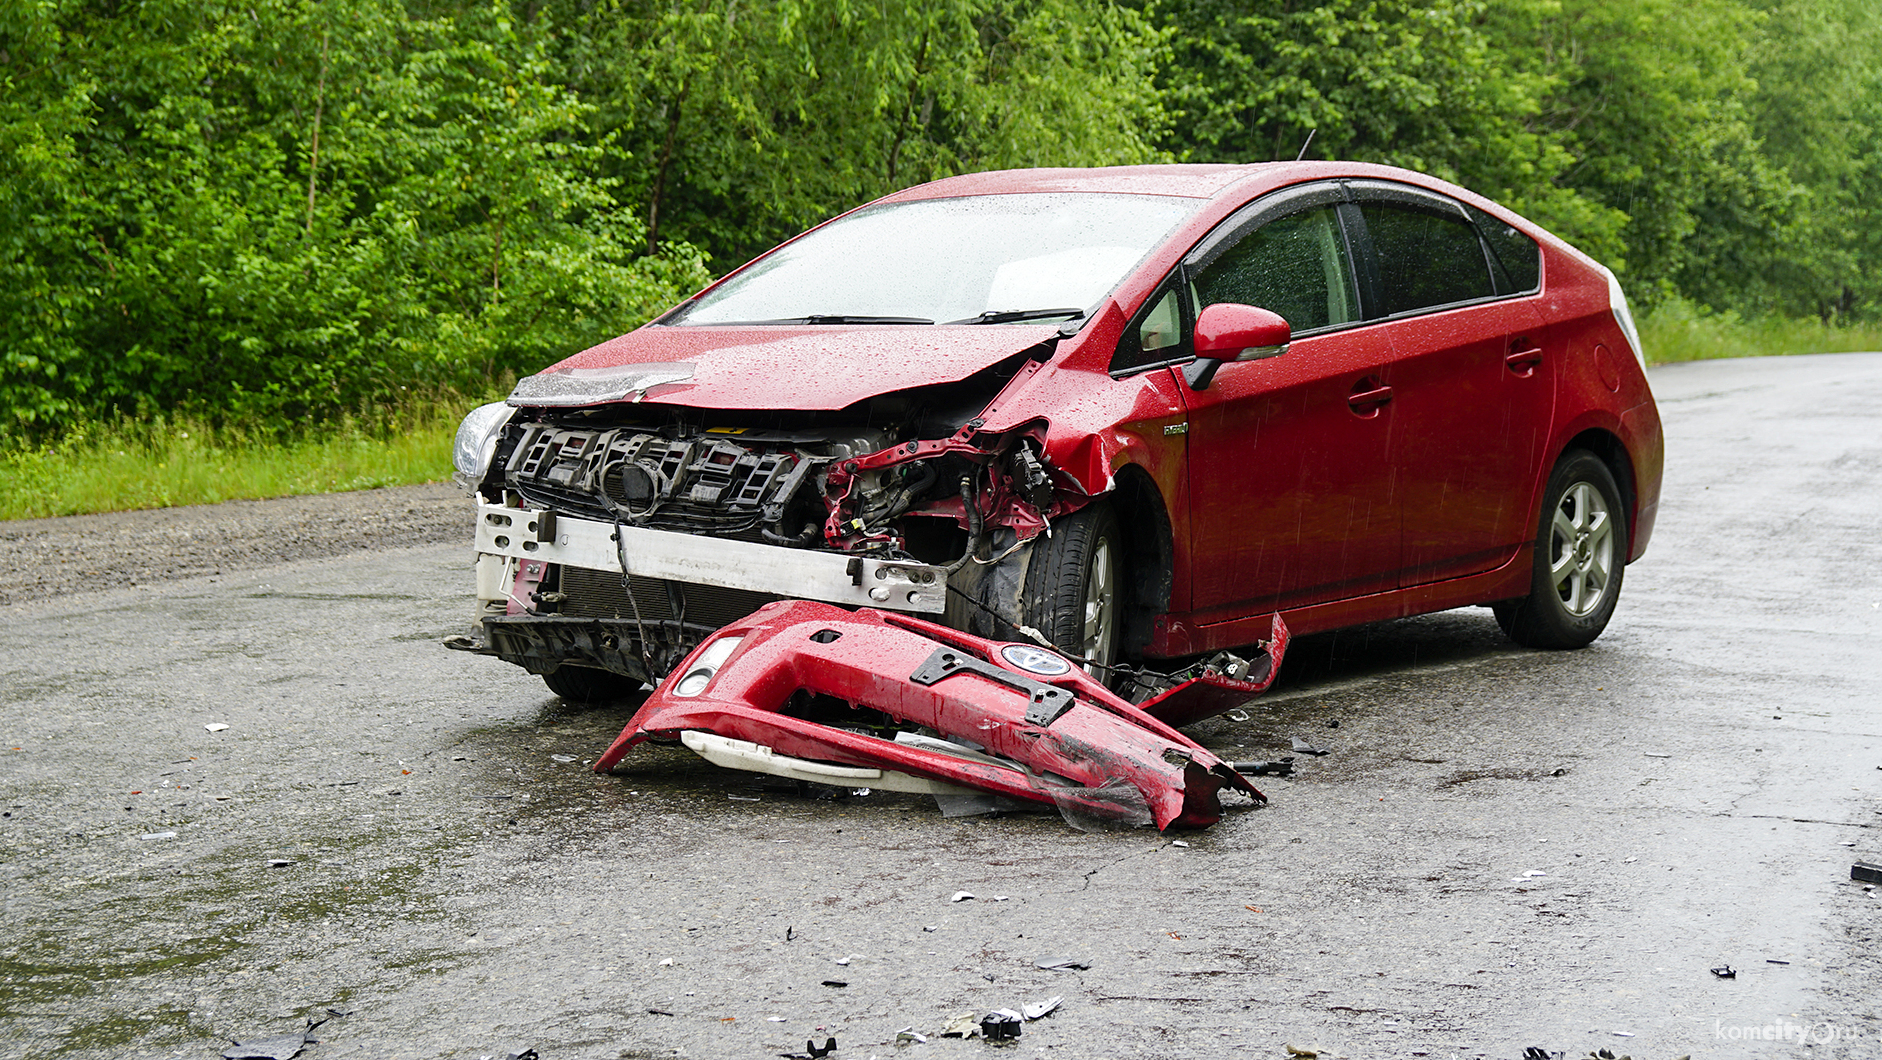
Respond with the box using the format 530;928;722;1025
947;308;1087;325
732;314;935;325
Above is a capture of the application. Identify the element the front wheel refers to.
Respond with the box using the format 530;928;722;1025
1019;501;1123;676
542;665;646;705
1495;449;1628;649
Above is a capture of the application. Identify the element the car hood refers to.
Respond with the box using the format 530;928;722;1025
508;323;1062;411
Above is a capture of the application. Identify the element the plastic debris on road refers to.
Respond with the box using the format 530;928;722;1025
1033;955;1091;971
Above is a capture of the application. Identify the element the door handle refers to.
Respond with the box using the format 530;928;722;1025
1505;342;1543;376
1347;377;1392;417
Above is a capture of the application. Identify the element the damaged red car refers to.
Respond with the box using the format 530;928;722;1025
451;161;1662;744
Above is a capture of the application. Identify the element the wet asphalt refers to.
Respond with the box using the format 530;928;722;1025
2;353;1879;1060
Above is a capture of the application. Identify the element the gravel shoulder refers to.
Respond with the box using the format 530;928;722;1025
0;482;470;606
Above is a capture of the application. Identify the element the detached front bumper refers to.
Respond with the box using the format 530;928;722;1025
473;501;948;613
593;600;1270;830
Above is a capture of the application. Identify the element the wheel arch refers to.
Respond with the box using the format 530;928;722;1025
1108;462;1175;659
1558;427;1637;555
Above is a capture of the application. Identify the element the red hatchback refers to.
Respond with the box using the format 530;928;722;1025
452;162;1663;704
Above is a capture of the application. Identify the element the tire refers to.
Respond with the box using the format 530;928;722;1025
1495;449;1628;649
541;665;646;705
1020;501;1123;676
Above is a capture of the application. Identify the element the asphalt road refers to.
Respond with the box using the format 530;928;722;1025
2;354;1879;1060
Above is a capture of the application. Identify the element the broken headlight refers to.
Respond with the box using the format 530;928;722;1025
670;635;745;697
453;401;516;491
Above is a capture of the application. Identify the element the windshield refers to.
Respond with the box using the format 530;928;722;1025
671;193;1202;326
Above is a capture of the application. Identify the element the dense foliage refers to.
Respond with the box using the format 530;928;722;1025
4;0;1878;432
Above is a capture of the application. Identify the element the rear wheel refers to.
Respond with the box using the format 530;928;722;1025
1495;449;1628;649
1020;502;1122;676
541;665;646;705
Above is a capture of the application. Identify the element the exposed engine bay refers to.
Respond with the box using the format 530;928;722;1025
454;356;1092;688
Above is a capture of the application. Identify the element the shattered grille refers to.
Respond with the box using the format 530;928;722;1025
501;425;817;532
560;566;779;630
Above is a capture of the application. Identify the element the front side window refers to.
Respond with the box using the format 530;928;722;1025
1360;202;1497;315
670;193;1202;326
1190;205;1359;333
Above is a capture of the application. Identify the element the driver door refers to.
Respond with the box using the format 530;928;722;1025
1174;191;1401;621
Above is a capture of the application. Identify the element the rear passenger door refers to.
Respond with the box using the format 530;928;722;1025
1343;181;1553;585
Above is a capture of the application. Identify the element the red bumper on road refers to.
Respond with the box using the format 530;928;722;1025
593;601;1283;829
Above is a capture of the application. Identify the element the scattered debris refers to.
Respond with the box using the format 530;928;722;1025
659;958;674;966
221;1017;329;1060
265;859;291;868
1171;840;1190;848
1231;758;1294;777
991;895;1009;901
951;891;976;902
1289;738;1330;757
1021;996;1063;1020
647;1008;674;1016
821;980;848;988
779;1038;837;1060
1851;861;1882;884
141;831;177;841
1522;1049;1555;1060
895;1028;929;1043
205;723;230;733
1766;959;1790;965
940;1013;980;1038
1642;752;1671;759
1284;1045;1318;1058
979;1009;1023;1040
550;754;577;763
1034;955;1091;971
1709;965;1736;979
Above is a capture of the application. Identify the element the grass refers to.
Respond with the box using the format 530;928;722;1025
3;304;1879;521
1639;297;1882;363
0;394;483;521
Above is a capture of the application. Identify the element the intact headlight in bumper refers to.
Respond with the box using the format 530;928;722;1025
453;402;516;490
671;636;745;697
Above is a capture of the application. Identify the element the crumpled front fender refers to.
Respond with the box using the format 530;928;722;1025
593;601;1265;829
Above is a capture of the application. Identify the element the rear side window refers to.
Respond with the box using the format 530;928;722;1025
1466;204;1542;294
1360;202;1496;315
1190;205;1359;333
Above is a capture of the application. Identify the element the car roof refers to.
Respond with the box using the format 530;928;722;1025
877;161;1426;205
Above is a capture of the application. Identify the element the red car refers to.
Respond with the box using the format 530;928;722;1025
452;162;1662;707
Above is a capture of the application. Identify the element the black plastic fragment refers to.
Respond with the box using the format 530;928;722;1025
780;1038;837;1059
1710;965;1736;978
1290;737;1330;756
980;1009;1023;1040
909;647;1076;727
821;979;848;987
1852;861;1882;884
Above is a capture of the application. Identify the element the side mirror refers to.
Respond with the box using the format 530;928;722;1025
1182;303;1291;390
